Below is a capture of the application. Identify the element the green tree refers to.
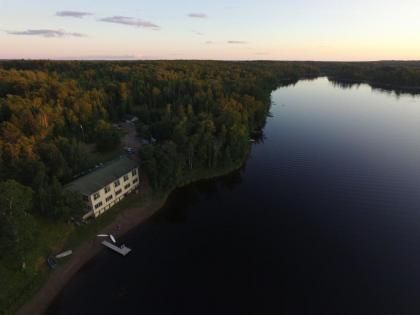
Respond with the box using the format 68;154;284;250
0;180;36;264
95;120;121;152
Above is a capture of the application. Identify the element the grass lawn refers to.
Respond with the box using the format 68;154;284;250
0;219;74;315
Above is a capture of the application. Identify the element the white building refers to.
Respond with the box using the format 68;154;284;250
66;156;140;219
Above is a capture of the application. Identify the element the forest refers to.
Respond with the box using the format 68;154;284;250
315;61;420;92
1;60;420;313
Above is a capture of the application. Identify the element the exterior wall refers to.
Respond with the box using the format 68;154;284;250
83;167;140;218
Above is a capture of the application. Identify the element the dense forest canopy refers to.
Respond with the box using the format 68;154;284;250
1;60;420;313
312;61;420;91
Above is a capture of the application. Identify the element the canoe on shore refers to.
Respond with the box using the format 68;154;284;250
55;250;73;259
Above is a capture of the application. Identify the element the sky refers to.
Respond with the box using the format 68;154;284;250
1;0;420;61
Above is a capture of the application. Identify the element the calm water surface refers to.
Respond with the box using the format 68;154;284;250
48;78;420;315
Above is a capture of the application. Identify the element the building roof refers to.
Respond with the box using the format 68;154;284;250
65;156;138;195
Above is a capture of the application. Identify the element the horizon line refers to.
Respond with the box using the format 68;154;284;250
1;58;420;63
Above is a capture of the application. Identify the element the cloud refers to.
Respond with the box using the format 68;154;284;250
227;40;247;44
205;41;213;44
56;11;92;18
6;29;86;38
193;30;204;36
99;16;160;29
188;13;207;18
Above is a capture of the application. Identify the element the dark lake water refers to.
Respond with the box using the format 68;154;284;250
48;78;420;315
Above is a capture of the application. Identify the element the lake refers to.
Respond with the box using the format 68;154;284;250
48;78;420;315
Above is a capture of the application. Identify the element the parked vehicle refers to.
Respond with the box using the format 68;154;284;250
47;256;57;269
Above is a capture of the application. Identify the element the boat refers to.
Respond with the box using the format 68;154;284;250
55;250;73;259
97;234;108;237
109;234;117;243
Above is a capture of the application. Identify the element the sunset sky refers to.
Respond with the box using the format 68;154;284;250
1;0;420;60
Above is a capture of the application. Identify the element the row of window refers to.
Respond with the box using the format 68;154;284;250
106;195;113;202
91;170;139;201
94;201;103;209
93;179;139;211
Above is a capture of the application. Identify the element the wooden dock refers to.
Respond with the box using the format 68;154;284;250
101;241;131;256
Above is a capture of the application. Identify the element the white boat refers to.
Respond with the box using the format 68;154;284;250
55;250;73;259
109;234;117;243
97;234;108;237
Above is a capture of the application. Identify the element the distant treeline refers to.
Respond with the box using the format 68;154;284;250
314;61;420;92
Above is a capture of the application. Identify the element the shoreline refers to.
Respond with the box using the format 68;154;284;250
16;193;168;315
16;161;246;315
326;76;420;93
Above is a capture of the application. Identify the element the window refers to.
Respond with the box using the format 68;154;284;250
124;175;129;182
114;179;120;187
104;185;111;193
132;169;137;176
93;192;100;200
106;195;113;202
133;178;138;184
124;183;131;190
83;195;89;202
115;189;122;196
94;202;103;209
